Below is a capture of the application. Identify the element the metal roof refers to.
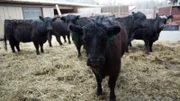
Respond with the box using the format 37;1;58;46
0;0;100;7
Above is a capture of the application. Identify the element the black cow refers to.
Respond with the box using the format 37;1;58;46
48;18;71;47
61;15;92;57
4;16;57;55
132;14;167;54
69;16;127;101
115;12;147;51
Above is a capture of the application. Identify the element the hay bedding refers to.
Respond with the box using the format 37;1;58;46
0;38;180;101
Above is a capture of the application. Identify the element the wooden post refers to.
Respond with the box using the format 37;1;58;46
55;4;61;16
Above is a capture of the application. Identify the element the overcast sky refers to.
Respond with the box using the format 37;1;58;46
98;0;134;4
97;0;169;5
97;0;142;5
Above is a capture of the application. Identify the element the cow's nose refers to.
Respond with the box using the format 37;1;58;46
160;24;165;29
87;58;101;67
47;27;52;31
90;58;100;63
144;23;148;27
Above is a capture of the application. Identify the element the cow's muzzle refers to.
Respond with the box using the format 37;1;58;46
143;23;148;27
160;24;166;29
47;27;52;31
87;58;102;67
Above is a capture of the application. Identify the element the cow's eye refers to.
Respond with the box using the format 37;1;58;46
83;38;89;45
83;36;88;41
83;34;90;43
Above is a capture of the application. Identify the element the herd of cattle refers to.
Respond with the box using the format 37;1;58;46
3;12;168;101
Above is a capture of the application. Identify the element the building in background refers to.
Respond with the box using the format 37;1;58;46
0;0;98;39
159;5;180;30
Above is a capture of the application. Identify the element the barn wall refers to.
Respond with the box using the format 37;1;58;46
0;6;23;39
159;7;171;16
42;7;54;17
77;8;101;17
101;6;129;17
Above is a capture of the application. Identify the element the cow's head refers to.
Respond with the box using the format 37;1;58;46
156;14;167;29
69;16;121;68
61;15;80;30
106;15;116;21
39;16;57;31
132;12;147;28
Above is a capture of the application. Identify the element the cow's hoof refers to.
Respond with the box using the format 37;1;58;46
145;51;149;55
109;97;116;101
109;99;116;101
78;54;81;58
96;90;102;96
145;52;149;55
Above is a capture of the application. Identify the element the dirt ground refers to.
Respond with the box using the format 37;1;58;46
0;37;180;101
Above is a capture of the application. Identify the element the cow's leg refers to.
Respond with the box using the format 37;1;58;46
128;39;132;47
15;42;20;52
129;33;134;47
108;74;118;101
10;43;15;53
149;41;153;52
47;33;52;47
129;42;132;47
33;42;40;55
9;41;16;53
125;41;129;53
56;35;63;45
95;74;102;96
77;45;82;57
63;35;67;43
144;40;150;54
67;33;71;44
40;44;44;53
75;43;82;57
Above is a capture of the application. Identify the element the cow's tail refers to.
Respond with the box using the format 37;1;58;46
4;31;7;51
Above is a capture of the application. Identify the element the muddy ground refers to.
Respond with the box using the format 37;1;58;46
0;37;180;101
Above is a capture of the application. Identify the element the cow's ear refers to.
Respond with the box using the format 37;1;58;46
69;25;82;32
75;15;80;24
39;16;44;22
132;12;135;15
107;25;121;40
69;25;83;41
61;16;66;22
52;17;57;22
156;13;159;18
167;15;172;19
131;12;135;18
76;15;80;19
